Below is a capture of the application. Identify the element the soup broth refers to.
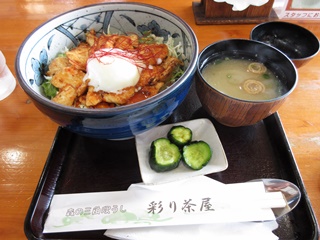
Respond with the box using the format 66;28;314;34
201;58;287;101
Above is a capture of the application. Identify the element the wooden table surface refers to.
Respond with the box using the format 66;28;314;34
0;0;319;239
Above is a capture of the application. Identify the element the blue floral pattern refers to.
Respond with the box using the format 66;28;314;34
137;20;172;41
30;49;48;86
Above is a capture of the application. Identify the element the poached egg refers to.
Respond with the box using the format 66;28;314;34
84;48;142;93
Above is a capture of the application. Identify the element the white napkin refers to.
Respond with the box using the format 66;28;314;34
104;176;279;240
105;221;278;240
214;0;269;11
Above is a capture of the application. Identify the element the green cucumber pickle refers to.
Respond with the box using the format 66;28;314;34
149;138;181;172
167;125;192;147
182;141;212;170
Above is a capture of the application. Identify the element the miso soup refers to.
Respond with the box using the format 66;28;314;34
201;58;287;101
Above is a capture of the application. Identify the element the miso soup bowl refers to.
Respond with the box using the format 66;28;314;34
15;2;198;139
196;39;298;127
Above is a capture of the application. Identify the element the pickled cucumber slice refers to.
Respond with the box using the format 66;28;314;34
149;138;181;172
167;125;192;147
182;141;212;170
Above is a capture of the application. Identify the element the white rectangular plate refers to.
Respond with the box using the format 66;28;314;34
135;118;228;185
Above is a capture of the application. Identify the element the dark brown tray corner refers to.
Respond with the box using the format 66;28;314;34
24;83;319;240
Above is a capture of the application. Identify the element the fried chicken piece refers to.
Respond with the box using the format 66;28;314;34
87;32;139;52
114;35;139;50
85;86;103;107
138;57;183;87
66;42;90;71
51;66;85;89
91;34;119;51
52;84;77;106
85;29;98;47
157;57;183;82
140;82;165;98
128;34;139;48
138;66;164;87
137;43;169;66
102;86;136;105
76;79;89;97
74;95;87;108
46;56;71;76
126;82;165;104
92;102;116;109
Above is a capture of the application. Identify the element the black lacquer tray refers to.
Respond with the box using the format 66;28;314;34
25;83;319;240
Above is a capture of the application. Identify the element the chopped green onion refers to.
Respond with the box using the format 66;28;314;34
263;73;270;79
214;59;223;65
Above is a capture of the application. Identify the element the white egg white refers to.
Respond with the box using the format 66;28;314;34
84;48;141;93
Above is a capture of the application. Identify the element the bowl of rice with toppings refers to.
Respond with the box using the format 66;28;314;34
15;2;198;139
